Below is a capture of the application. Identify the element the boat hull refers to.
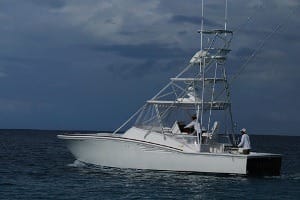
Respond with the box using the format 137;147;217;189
58;134;281;175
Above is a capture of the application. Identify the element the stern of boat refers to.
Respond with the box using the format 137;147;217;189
246;154;282;176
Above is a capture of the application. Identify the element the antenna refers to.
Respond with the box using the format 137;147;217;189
200;0;204;50
224;0;228;31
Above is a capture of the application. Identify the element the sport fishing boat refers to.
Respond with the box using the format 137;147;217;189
58;1;281;176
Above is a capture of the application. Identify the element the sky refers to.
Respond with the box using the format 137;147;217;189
0;0;299;135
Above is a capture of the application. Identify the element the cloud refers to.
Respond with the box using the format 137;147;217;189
0;98;34;113
169;15;221;27
106;60;157;80
0;0;299;132
29;0;66;9
87;43;186;60
234;47;254;58
52;0;167;44
0;70;7;78
105;57;187;80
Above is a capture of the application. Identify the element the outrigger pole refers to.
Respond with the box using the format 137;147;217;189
197;0;205;147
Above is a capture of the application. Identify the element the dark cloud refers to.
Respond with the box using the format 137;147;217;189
234;47;254;57
0;0;299;134
106;60;157;80
29;0;66;9
0;55;38;65
105;58;187;80
87;43;186;60
169;15;202;24
177;31;188;36
169;15;221;27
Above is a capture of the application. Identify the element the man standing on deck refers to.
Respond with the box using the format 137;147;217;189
238;128;251;154
184;115;201;135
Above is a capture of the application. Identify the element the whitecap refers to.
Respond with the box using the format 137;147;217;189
67;160;86;167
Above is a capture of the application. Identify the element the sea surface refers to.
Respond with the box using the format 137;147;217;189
0;130;299;200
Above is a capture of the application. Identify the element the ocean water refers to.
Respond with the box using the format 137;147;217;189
0;130;299;200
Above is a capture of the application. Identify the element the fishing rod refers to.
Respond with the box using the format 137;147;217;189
228;9;295;84
213;8;295;103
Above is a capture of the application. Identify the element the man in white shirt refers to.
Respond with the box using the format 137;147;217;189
238;128;251;154
184;115;201;135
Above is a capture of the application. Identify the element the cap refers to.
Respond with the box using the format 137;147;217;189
240;128;247;133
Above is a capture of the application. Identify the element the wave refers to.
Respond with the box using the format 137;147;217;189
67;160;86;168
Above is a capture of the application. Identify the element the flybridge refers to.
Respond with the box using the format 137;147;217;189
198;29;233;34
146;101;230;110
170;78;226;82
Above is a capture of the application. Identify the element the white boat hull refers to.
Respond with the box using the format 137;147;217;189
58;132;281;175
